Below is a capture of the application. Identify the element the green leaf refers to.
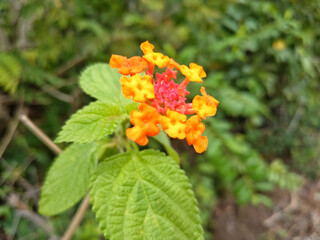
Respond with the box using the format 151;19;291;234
39;142;98;216
90;150;204;240
0;53;21;94
56;101;125;143
79;63;128;105
214;87;269;117
153;131;180;164
251;194;273;207
233;179;252;205
254;181;274;192
268;160;302;191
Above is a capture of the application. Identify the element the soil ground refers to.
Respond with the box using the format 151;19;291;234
212;180;320;240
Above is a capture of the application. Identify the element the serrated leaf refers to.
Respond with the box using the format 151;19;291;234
90;150;204;240
79;63;129;104
56;101;126;143
0;53;21;94
39;142;98;216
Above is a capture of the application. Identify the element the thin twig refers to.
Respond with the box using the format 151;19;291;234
0;101;23;158
6;156;34;189
0;25;10;51
286;99;304;133
8;212;21;240
42;84;73;103
61;194;91;240
19;114;62;154
55;55;87;76
7;194;58;239
0;157;39;202
19;113;91;240
263;191;299;228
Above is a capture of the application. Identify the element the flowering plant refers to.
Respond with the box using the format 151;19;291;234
110;41;219;153
39;42;218;240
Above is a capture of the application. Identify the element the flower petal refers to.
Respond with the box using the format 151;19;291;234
161;110;187;139
180;63;206;82
110;55;148;75
192;87;219;119
120;75;155;102
140;41;169;68
126;103;161;145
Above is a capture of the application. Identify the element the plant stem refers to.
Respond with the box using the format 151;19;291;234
19;114;62;155
0;102;23;158
19;114;90;240
61;194;91;240
7;194;58;239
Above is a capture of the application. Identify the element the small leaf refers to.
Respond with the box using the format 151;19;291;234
254;181;274;192
39;142;98;216
252;194;273;207
79;63;128;104
0;53;21;94
56;101;126;143
91;150;204;240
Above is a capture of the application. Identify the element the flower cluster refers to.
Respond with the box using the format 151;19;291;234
110;41;219;153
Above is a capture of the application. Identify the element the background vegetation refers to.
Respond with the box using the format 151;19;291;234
1;0;319;239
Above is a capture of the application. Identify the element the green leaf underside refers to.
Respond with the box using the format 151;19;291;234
90;150;204;240
56;101;125;143
39;142;98;216
79;63;128;104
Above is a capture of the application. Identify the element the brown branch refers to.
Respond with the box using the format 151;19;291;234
42;84;73;103
0;101;23;158
54;55;87;76
7;194;58;239
19;114;62;155
0;25;10;51
19;113;91;240
263;191;299;228
61;194;91;240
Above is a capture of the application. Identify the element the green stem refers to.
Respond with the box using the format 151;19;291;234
124;138;139;153
124;140;132;152
131;141;139;152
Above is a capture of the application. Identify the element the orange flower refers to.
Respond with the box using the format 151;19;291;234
110;54;148;75
161;110;187;139
180;63;206;83
120;75;155;102
168;58;181;70
185;116;205;145
192;136;208;154
140;41;170;68
192;87;219;119
140;41;154;54
110;41;219;153
126;103;161;145
185;115;208;153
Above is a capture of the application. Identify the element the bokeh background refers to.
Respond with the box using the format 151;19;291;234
1;0;320;239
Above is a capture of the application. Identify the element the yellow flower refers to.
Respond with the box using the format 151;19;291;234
192;87;219;119
110;41;219;153
120;75;155;102
180;63;206;82
140;41;170;68
273;39;286;50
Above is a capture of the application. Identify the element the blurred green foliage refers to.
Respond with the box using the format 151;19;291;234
1;0;319;239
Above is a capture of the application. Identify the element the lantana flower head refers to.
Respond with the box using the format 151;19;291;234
110;41;219;153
